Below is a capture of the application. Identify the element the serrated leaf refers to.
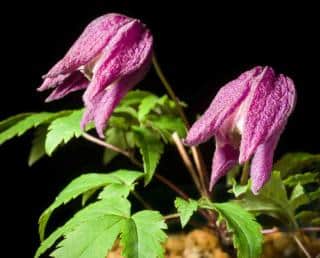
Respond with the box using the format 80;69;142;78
199;200;262;258
0;112;69;145
119;90;154;106
149;115;186;139
174;198;198;228
81;188;98;206
45;110;84;155
114;106;138;119
289;184;309;210
28;126;47;166
235;171;297;227
0;113;32;131
35;198;131;258
103;128;128;164
274;152;320;177
51;215;124;258
138;95;159;121
120;210;167;258
98;184;133;199
133;127;164;185
230;178;251;197
284;172;319;187
39;170;142;241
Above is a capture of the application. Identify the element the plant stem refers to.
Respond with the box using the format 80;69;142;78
240;161;250;185
292;234;312;258
152;54;209;196
82;132;131;157
82;131;190;201
132;191;153;210
172;132;203;196
262;227;320;234
163;213;180;221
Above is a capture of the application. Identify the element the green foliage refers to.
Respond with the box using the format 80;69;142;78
28;126;48;166
133;126;164;185
199;199;263;258
233;171;298;227
174;198;198;228
138;95;159;121
0;111;70;145
120;211;168;258
36;193;167;258
36;198;131;258
283;172;319;186
274;152;320;177
38;170;143;241
45;110;84;155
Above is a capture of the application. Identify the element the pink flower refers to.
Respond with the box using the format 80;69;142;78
38;13;153;137
184;66;296;194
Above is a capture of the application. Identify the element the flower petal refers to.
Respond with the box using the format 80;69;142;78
209;134;239;191
83;19;153;102
44;13;133;77
250;132;281;194
239;70;296;163
184;66;263;146
37;73;70;92
45;71;89;102
81;63;150;137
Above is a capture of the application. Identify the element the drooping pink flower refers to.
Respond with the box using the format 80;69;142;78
184;66;296;194
38;13;153;137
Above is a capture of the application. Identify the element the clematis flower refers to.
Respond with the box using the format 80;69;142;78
38;13;153;137
184;66;296;194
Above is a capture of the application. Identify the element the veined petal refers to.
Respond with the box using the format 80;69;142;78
81;63;150;137
184;66;263;146
44;13;133;78
45;71;89;102
83;19;153;102
37;73;70;91
250;132;281;194
239;70;296;163
209;134;239;191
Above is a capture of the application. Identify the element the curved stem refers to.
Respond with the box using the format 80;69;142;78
152;54;209;197
172;132;203;196
292;234;312;258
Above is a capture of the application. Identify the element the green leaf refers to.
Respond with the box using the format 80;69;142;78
98;184;133;199
0;112;68;145
289;184;309;210
230;178;251;197
274;152;320;177
284;172;319;187
39;170;142;241
113;106;138;119
81;188;98;206
295;211;320;225
133;127;164;185
199;200;263;258
103;128;128;164
119;90;154;106
28;126;47;166
174;198;198;228
235;171;297;227
149;115;186;139
35;198;131;258
45;110;84;155
51;215;124;258
0;113;32;131
138;95;159;121
120;210;167;258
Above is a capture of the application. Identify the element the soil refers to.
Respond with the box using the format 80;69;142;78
107;228;320;258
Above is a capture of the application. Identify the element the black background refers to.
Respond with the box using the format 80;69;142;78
1;1;319;256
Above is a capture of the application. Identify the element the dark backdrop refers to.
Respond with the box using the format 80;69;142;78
2;1;319;256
